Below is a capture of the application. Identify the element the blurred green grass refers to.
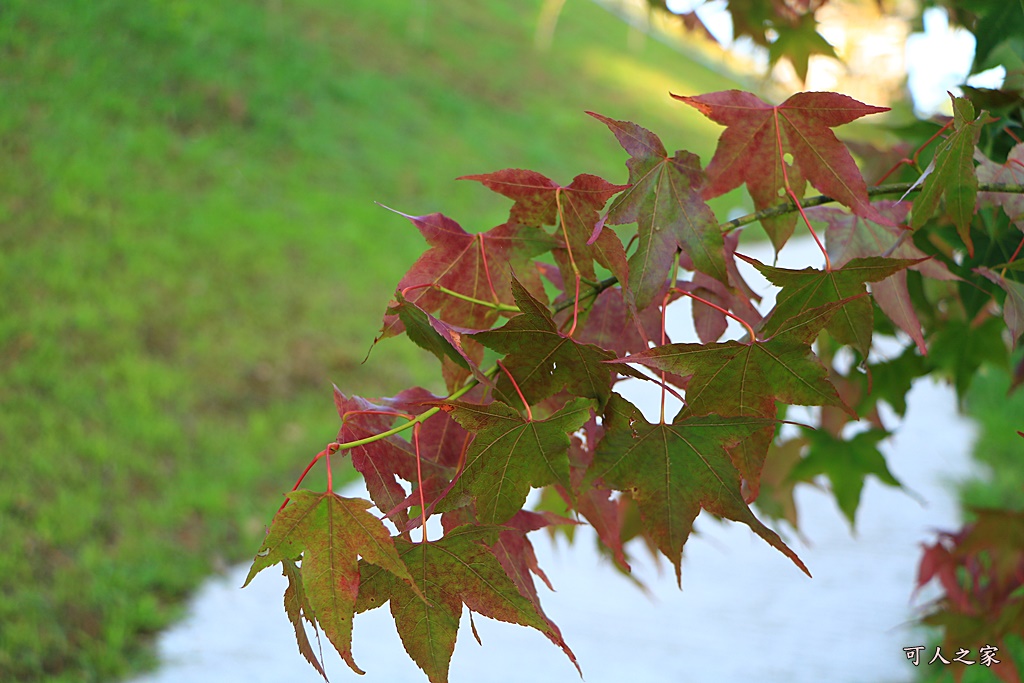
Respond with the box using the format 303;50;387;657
0;0;747;680
959;357;1024;513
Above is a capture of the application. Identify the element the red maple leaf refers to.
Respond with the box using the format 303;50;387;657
378;210;556;338
460;168;631;286
675;90;890;250
977;142;1024;233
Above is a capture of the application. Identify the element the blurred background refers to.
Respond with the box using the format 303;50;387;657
1;1;1021;682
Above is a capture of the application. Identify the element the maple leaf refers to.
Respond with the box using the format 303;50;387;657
675;233;764;341
977;142;1024;232
473;276;642;407
720;0;775;47
976;267;1024;343
911;96;993;254
788;428;903;529
675;90;890;251
281;559;328;680
244;490;421;675
572;286;663;357
741;254;921;357
459;168;629;284
388;292;481;376
610;300;854;497
378;210;556;338
491;510;574;618
588;395;808;584
928;317;1008;401
335;390;451;528
434;398;592;524
355;525;578;683
812;201;958;352
588;112;727;309
767;11;838;83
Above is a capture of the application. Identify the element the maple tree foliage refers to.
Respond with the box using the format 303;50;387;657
243;76;1024;679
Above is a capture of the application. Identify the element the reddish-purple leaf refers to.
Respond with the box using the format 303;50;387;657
461;169;630;284
541;263;664;359
976;267;1024;343
590;112;727;309
384;387;472;469
492;510;576;614
334;390;451;528
569;286;663;358
379;211;556;337
977;142;1024;232
675;90;890;251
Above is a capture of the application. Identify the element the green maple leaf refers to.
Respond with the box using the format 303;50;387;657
911;96;993;254
435;398;592;524
356;525;578;683
589;395;808;584
756;437;807;529
788;428;903;529
280;559;328;680
473;276;641;407
611;300;854;497
768;12;838;83
244;490;421;675
969;0;1024;73
743;254;920;357
389;291;475;372
588;112;727;309
813;201;958;353
929;317;1010;401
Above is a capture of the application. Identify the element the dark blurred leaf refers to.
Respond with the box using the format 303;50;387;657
928;317;1009;401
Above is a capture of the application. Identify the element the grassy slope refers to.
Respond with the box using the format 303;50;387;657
0;1;745;680
959;358;1024;513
